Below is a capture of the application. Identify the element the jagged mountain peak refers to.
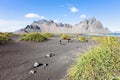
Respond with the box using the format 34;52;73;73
15;17;110;34
88;17;96;25
80;19;89;24
34;19;55;24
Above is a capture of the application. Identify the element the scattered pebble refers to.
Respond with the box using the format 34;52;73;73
45;53;52;57
43;63;48;69
43;63;48;67
29;70;36;74
33;62;39;68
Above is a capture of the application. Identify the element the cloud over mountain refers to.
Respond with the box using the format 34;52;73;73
24;13;45;19
80;14;86;19
69;6;79;13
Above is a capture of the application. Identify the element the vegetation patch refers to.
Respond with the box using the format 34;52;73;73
60;34;71;40
20;32;47;42
0;32;20;37
67;36;120;80
91;36;118;44
3;32;14;36
42;33;54;38
75;36;87;42
0;34;10;44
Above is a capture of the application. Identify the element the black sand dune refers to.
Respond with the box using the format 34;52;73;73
0;37;94;80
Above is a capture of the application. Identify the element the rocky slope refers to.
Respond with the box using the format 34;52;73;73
72;17;110;33
15;17;110;34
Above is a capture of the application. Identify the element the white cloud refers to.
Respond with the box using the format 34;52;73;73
0;19;31;32
80;14;86;18
69;6;79;13
53;20;58;23
24;13;45;19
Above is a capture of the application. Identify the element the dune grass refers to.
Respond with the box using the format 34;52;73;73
42;33;55;38
20;32;47;42
91;36;118;43
67;36;120;80
60;34;71;40
0;32;21;37
0;34;10;44
75;36;87;42
3;32;14;36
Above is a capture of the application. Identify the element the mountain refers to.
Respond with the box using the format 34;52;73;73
15;17;110;34
72;17;110;33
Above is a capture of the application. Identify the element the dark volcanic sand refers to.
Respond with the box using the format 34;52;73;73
0;37;94;80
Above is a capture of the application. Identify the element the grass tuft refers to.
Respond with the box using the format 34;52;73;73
0;34;10;44
0;32;21;37
67;36;120;80
60;34;71;40
42;33;54;38
20;32;47;42
75;36;87;42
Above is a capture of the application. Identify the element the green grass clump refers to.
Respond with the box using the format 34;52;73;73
3;32;13;36
0;34;10;43
0;32;20;37
20;33;47;42
91;36;117;43
76;36;87;42
67;36;120;80
60;34;71;40
0;32;5;35
42;33;54;38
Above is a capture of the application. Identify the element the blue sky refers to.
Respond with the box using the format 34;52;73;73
0;0;120;32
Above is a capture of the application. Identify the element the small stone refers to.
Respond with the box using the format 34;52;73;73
43;63;48;70
45;53;52;57
29;70;36;74
43;63;48;67
33;62;39;68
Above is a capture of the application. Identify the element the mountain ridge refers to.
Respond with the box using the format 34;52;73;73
15;17;110;34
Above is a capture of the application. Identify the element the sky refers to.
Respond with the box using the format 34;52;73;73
0;0;120;32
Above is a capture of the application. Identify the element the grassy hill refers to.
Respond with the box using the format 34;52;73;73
67;36;120;80
20;32;47;42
